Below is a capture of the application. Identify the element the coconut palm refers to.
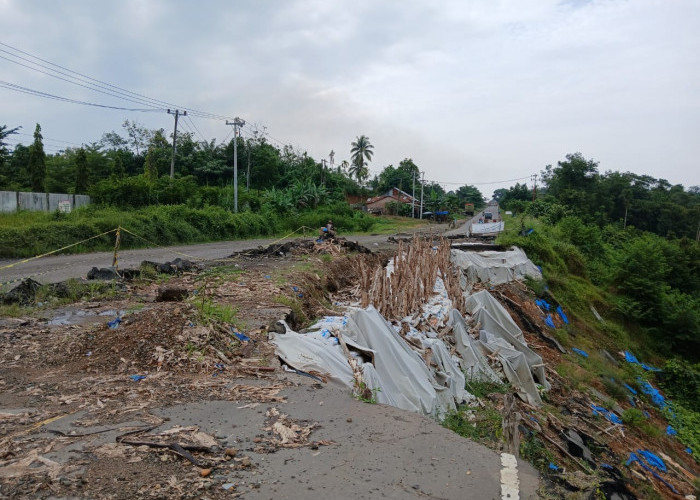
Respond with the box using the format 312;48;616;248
350;135;374;183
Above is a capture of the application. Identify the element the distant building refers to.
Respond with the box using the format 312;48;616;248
366;187;419;215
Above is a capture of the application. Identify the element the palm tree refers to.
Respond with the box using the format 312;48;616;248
350;135;374;183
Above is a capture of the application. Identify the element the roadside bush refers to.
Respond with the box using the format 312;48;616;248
0;205;276;258
659;359;700;412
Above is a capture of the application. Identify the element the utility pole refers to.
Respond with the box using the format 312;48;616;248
412;171;416;218
226;117;245;212
419;171;425;220
320;159;327;186
246;138;251;192
167;109;186;179
531;174;537;202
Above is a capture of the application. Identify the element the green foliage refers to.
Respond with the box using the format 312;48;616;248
349;135;374;182
464;379;510;398
74;148;89;194
667;403;700;462
520;432;555;472
353;381;380;404
659;359;700;412
442;405;503;444
621;408;644;426
0;204;276;257
498;212;699;360
28;123;46;192
197;298;239;325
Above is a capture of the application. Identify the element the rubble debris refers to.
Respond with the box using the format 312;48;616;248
87;266;120;280
231;237;372;259
263;407;335;449
230;384;287;403
156;285;189;302
141;258;196;275
1;278;42;304
563;429;593;463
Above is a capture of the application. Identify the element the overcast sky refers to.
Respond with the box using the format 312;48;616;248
1;0;698;195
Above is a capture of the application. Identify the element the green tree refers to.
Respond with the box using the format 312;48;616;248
0;124;20;166
7;144;30;189
28;123;46;192
350;135;374;183
541;153;600;218
144;148;158;183
122;119;152;156
373;158;420;194
75;148;89;194
456;185;485;208
0;125;21;188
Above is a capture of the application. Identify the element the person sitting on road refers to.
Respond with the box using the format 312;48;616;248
319;220;336;240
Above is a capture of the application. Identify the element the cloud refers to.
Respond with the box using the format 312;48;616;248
0;0;698;192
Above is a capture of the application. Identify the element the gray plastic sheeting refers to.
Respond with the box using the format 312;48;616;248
451;247;542;285
271;307;471;418
465;290;549;406
448;309;502;384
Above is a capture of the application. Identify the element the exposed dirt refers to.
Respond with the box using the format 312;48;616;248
0;250;332;499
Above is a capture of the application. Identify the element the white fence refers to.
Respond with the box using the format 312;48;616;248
0;191;90;213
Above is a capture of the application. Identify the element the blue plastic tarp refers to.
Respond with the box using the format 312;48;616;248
625;351;661;371
626;452;677;494
591;404;622;425
535;299;551;311
572;348;588;358
623;383;637;395
545;315;555;328
637;450;666;472
624;351;639;363
637;377;667;409
666;425;677;436
556;305;569;324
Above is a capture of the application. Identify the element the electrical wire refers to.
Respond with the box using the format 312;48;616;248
0;80;163;112
0;52;164;110
185;115;208;144
0;41;241;121
16;132;82;146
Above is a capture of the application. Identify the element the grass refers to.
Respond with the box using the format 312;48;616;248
195;265;244;282
351;215;428;235
195;296;242;327
520;432;555;472
464;379;510;398
442;404;503;445
0;304;25;317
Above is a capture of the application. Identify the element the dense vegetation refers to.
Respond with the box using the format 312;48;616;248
496;153;699;358
495;153;699;462
0;121;485;255
0;121;484;213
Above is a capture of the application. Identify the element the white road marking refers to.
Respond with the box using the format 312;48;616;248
500;452;520;500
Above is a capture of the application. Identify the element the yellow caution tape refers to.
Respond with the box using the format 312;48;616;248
0;228;119;272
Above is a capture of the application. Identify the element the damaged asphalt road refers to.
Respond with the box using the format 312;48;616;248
0;227;540;499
